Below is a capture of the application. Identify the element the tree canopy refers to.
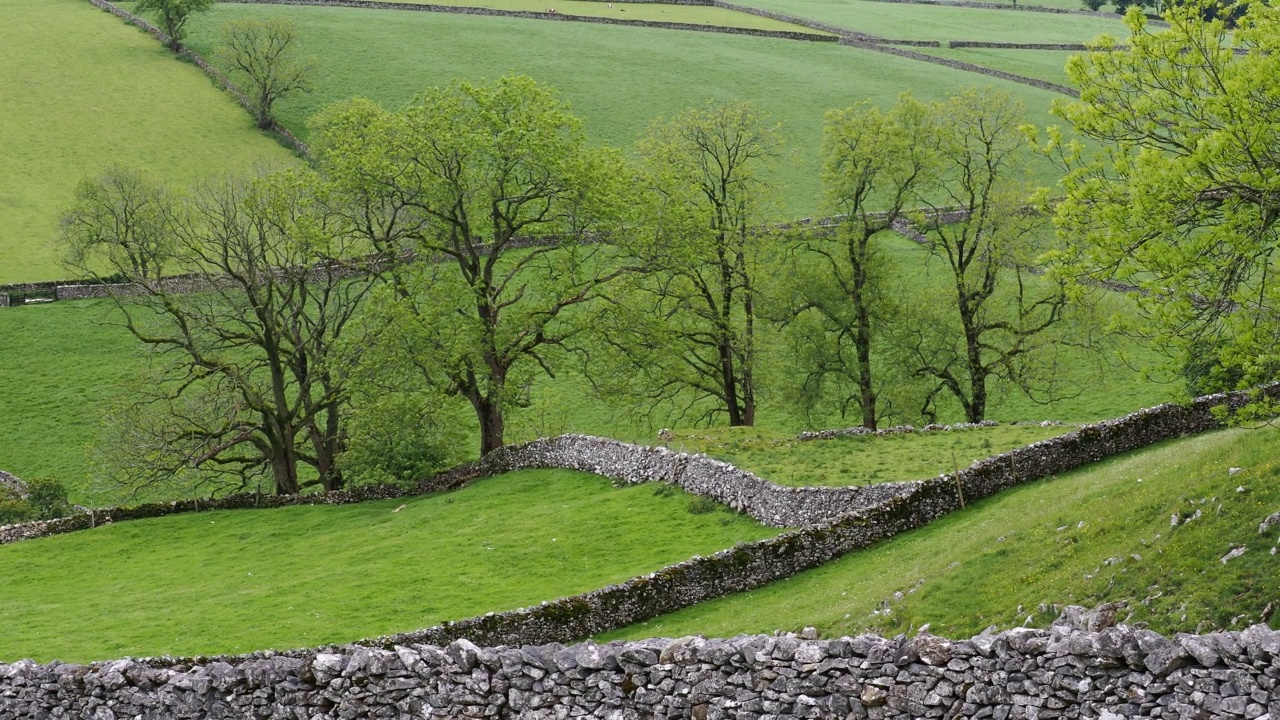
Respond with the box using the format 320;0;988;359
1050;2;1280;405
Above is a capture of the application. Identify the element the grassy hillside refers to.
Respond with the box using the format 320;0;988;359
921;47;1078;85
178;2;1070;219
385;0;828;31
0;469;778;663
602;427;1280;642
732;0;1129;41
664;424;1070;487
0;0;297;283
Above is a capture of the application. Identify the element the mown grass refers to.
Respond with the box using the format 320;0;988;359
732;0;1129;41
662;424;1070;486
601;427;1280;641
0;469;778;663
385;0;828;31
176;3;1069;220
0;0;297;284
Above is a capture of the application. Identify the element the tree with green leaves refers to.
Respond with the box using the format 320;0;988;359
62;164;379;496
311;75;638;456
785;95;935;429
594;101;782;427
907;89;1074;423
217;17;316;130
1048;3;1280;407
135;0;215;52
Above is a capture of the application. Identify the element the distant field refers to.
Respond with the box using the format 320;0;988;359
602;427;1280;641
732;0;1129;41
921;47;1078;85
0;469;778;663
383;0;828;31
665;424;1070;486
0;0;297;283
179;2;1069;219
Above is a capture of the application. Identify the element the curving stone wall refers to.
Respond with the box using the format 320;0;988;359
3;619;1278;719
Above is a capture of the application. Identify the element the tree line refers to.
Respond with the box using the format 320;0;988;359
63;2;1280;497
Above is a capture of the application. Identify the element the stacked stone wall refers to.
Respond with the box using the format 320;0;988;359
3;621;1278;719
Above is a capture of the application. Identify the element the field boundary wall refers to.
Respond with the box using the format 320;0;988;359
2;620;1277;718
87;0;312;156
1;386;1274;661
844;38;1080;95
220;0;839;41
858;0;1168;24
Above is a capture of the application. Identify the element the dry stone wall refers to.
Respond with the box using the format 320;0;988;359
222;0;839;42
3;620;1278;719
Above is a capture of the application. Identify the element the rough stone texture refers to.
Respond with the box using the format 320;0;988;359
797;418;999;441
0;471;24;499
2;387;1276;658
3;622;1277;719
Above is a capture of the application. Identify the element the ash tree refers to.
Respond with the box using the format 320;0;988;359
1048;2;1280;410
592;101;782;428
905;89;1076;423
62;164;378;496
311;75;639;456
217;17;316;130
135;0;215;52
783;95;935;429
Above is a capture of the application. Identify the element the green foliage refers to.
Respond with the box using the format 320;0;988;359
339;390;464;488
783;94;935;429
135;0;216;50
1082;0;1107;10
592;101;783;428
0;469;776;663
1050;3;1280;403
24;478;73;521
603;427;1280;641
216;16;316;129
313;74;639;455
0;492;34;526
0;478;70;525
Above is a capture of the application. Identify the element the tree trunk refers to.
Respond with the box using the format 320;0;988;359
851;231;877;430
477;398;505;456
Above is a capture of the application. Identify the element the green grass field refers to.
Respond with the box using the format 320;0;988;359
176;3;1069;220
384;0;828;31
921;47;1078;84
0;0;297;284
0;469;778;663
663;424;1070;486
732;0;1129;41
602;427;1280;641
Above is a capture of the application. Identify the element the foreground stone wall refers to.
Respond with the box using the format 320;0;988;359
3;620;1277;719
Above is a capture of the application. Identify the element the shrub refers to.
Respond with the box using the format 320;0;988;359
26;477;72;520
687;496;719;515
1081;0;1106;9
